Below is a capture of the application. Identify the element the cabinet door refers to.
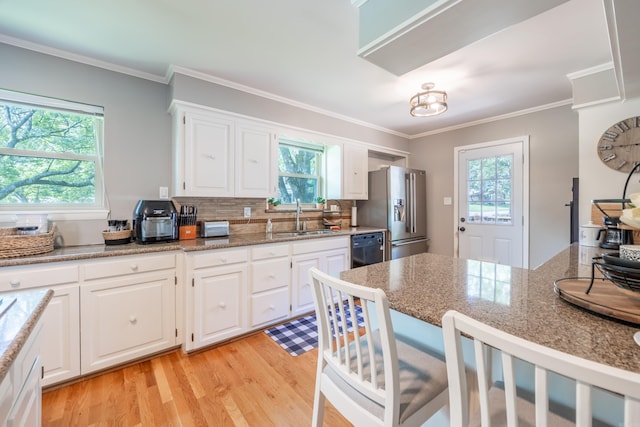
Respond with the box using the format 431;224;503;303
325;248;350;278
291;255;321;317
40;284;80;387
6;355;40;427
235;121;278;198
81;272;176;374
192;264;247;349
184;112;235;197
343;144;368;200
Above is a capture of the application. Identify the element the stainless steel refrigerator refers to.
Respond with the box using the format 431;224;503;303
357;166;428;260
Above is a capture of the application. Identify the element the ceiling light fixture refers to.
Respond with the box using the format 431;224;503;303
409;82;448;117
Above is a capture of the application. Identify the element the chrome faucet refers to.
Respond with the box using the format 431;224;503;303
296;199;302;231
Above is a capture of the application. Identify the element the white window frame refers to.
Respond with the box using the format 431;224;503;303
0;89;108;222
277;138;325;208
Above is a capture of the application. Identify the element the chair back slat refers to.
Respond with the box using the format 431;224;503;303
473;339;491;427
501;352;518;427
443;310;640;427
310;268;393;406
534;365;549;427
575;381;592;427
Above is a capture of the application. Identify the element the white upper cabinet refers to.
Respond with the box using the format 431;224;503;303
171;103;278;198
326;143;369;200
235;120;278;198
183;111;235;197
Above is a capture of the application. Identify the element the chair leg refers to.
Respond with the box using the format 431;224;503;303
312;389;326;427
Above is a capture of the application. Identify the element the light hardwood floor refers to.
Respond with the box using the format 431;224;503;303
42;331;350;426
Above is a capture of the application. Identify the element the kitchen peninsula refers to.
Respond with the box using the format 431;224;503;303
340;244;640;374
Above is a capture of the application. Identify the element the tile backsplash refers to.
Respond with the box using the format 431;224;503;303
172;197;353;235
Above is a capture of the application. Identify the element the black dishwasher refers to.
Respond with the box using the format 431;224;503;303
351;232;384;268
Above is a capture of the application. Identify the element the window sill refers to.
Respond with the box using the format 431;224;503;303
265;208;324;213
0;209;110;223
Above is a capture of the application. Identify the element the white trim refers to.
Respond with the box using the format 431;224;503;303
453;135;530;268
566;62;614;80
0;209;109;223
0;33;168;84
409;100;572;139
168;65;409;138
603;0;625;101
571;95;622;110
0;88;104;115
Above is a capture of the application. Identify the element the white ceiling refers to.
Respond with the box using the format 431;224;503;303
0;0;620;137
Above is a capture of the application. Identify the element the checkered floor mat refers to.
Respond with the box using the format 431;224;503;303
265;304;364;356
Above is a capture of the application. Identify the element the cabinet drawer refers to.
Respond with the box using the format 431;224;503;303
251;258;290;293
191;248;248;269
251;243;289;260
81;253;176;280
250;288;289;327
0;264;78;292
292;236;349;255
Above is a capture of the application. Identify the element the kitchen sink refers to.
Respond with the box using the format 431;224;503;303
273;230;338;237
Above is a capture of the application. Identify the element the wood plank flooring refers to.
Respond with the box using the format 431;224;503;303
42;331;350;427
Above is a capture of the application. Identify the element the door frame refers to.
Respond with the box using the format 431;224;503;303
453;136;530;268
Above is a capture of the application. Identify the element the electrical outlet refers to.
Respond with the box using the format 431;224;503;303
244;207;251;218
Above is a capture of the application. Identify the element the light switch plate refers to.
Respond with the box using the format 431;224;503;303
159;186;169;199
443;197;452;206
244;207;251;218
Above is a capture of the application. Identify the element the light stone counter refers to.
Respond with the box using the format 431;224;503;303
340;244;640;374
0;288;53;383
0;226;386;268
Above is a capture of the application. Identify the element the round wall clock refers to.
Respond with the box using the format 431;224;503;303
598;116;640;173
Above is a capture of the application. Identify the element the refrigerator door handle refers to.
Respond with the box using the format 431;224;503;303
405;173;411;233
391;238;429;247
410;173;417;233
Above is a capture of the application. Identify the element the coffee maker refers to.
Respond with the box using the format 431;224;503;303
597;216;633;249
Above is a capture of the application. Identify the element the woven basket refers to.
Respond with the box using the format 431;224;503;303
0;223;55;259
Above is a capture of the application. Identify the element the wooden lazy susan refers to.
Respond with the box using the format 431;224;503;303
555;277;640;325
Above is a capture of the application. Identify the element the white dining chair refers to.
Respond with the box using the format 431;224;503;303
308;267;449;427
442;309;640;427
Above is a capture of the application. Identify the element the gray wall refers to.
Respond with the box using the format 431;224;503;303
0;43;171;245
0;44;409;246
409;104;578;268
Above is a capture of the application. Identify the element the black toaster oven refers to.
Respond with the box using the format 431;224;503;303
132;200;178;243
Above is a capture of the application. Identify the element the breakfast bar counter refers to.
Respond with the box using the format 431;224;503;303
340;244;640;374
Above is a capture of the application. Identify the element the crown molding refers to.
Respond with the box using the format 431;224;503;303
409;99;574;139
167;65;409;138
566;62;614;80
0;34;168;84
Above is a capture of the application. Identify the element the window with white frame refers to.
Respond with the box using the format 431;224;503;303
0;90;105;212
277;138;324;205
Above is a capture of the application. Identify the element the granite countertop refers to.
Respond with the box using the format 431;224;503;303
0;226;386;268
341;244;640;374
0;288;53;383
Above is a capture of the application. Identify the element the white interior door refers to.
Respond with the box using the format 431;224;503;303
455;137;528;268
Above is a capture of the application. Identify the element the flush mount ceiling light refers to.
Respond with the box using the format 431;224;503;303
409;82;448;117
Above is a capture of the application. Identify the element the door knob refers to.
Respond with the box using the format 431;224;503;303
459;226;466;232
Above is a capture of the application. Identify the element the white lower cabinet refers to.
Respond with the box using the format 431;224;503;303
186;248;249;351
291;237;350;317
40;284;80;387
0;263;79;387
249;243;290;328
3;321;43;427
80;253;177;374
